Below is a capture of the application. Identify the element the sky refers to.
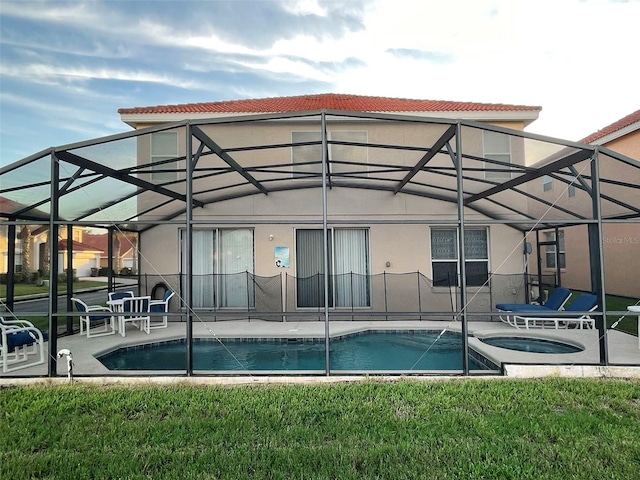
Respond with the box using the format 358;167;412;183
1;0;639;167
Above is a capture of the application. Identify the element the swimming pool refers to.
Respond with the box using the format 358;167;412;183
98;330;498;372
478;336;583;354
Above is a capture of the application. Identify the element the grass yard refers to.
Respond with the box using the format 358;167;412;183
1;379;639;479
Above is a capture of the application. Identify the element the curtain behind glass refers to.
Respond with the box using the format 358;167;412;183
183;230;215;308
334;229;370;307
219;229;254;308
296;229;332;307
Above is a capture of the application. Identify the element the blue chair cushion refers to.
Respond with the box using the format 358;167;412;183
565;294;598;312
495;303;554;313
150;304;165;313
5;330;37;351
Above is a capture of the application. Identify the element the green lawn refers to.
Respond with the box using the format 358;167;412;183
605;294;640;336
1;379;639;479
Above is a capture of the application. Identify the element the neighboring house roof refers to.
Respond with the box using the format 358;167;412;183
118;93;542;127
82;233;137;258
57;239;102;253
0;196;26;211
580;109;640;145
0;196;48;220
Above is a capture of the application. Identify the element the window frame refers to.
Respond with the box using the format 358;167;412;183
295;227;371;309
430;228;489;288
544;230;566;269
483;130;512;181
180;227;255;309
150;131;179;182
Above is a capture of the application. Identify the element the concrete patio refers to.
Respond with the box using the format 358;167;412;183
2;318;639;380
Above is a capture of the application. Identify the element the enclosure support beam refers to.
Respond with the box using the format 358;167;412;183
589;150;608;365
465;149;594;205
48;152;60;377
186;123;194;376
191;125;269;195
454;123;470;376
55;150;204;208
108;229;114;292
394;124;457;194
321;113;331;376
66;225;74;334
5;223;16;312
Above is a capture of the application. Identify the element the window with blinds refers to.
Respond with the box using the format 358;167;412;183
296;228;370;308
431;228;489;287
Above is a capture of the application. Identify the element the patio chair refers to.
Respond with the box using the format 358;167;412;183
72;297;116;338
511;293;598;330
120;296;151;337
1;316;45;373
496;287;572;327
107;291;134;302
149;289;175;330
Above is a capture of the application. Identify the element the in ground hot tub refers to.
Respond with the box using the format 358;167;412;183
478;336;583;354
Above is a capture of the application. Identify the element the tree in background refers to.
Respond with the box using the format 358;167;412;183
19;225;32;283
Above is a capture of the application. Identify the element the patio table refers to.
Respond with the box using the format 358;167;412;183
107;299;125;311
627;305;640;349
106;299;125;334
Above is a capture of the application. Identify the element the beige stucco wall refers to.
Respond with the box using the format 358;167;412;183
527;128;640;299
133;115;533;312
139;187;526;314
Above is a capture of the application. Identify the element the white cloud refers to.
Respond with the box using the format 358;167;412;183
1;63;204;89
2;0;640;165
281;0;328;17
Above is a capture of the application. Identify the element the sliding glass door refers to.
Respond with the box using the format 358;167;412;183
296;228;370;308
181;228;254;308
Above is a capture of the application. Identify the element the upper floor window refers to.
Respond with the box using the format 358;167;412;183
291;131;368;176
542;175;553;192
151;132;178;182
568;176;577;198
483;131;511;180
544;230;565;269
431;228;489;287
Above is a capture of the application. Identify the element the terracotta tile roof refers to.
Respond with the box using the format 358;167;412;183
581;109;640;144
118;93;541;115
57;239;103;253
0;196;27;212
83;233;137;256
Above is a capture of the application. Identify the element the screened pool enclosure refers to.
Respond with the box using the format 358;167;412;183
2;109;640;376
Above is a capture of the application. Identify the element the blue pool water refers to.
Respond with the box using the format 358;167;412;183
479;336;582;354
98;331;496;372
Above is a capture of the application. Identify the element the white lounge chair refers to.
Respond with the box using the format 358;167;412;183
511;293;598;330
496;287;572;327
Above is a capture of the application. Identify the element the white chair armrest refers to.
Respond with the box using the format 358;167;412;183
1;318;36;329
87;305;113;313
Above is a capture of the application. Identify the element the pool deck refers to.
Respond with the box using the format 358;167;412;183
2;319;639;381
